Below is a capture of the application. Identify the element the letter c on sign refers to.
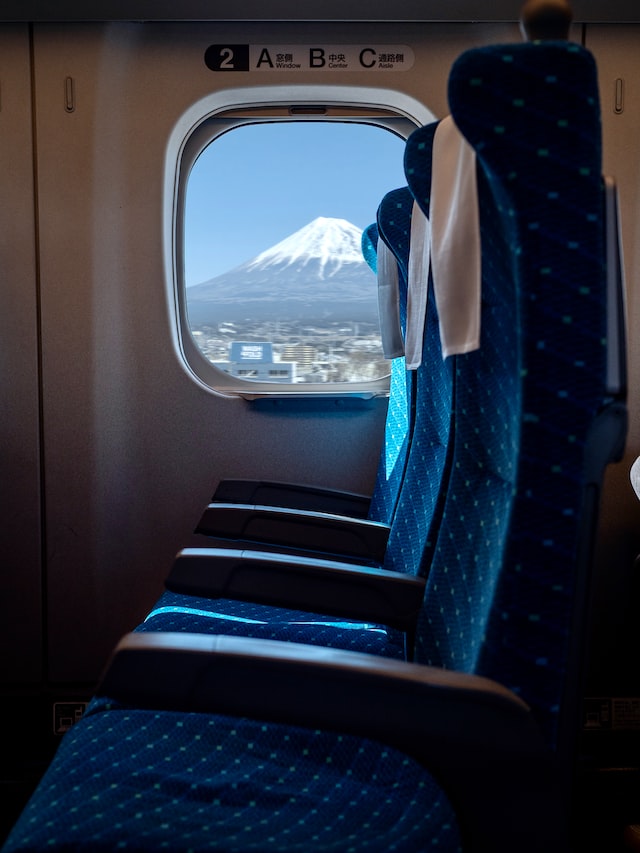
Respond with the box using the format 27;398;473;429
359;49;376;68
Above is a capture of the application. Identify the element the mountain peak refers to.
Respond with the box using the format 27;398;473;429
187;215;378;326
245;217;364;278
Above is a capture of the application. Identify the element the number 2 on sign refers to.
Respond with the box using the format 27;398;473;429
204;45;250;72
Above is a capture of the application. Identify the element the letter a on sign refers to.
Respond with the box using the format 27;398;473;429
256;48;275;68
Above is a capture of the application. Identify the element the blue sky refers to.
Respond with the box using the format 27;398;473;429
184;121;408;286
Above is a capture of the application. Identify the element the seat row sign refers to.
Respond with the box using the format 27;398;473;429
205;44;415;72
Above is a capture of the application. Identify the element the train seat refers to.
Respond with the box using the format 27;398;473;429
133;131;494;661
131;187;450;661
2;34;626;853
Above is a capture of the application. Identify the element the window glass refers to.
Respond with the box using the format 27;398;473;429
184;120;407;388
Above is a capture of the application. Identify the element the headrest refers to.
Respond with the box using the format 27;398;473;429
361;223;379;274
377;186;413;281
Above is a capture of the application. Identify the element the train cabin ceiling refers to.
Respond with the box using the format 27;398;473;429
0;0;639;22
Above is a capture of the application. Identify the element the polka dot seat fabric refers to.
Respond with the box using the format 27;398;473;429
428;40;626;754
2;40;625;853
375;187;453;583
3;706;461;853
136;590;406;658
365;217;415;526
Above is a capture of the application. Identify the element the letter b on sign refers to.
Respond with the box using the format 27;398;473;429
309;48;326;68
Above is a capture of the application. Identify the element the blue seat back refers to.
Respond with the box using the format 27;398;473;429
368;190;415;525
377;189;454;580
360;216;413;526
407;41;626;768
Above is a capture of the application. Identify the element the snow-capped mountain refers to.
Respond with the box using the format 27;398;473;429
246;217;365;276
187;217;378;325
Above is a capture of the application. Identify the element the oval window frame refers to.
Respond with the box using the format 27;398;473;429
164;85;435;398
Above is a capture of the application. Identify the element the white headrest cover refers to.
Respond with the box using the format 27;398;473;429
406;116;481;367
376;237;404;359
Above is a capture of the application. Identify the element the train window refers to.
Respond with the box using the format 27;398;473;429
171;100;429;398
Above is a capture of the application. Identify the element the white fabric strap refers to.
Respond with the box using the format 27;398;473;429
376;237;404;359
430;115;482;357
405;200;431;370
631;456;640;501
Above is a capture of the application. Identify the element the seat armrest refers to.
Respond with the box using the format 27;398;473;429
166;547;425;633
196;503;390;563
212;479;371;518
98;632;568;853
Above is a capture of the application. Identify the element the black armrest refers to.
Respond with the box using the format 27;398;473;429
195;503;390;563
213;478;371;519
98;632;568;853
166;547;425;634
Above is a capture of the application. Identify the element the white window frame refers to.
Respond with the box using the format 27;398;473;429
163;85;434;399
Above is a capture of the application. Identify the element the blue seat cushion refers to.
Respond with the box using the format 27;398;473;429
4;704;462;853
136;590;407;659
